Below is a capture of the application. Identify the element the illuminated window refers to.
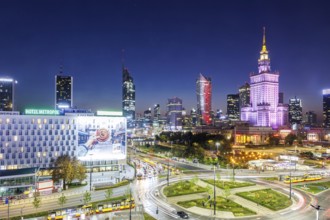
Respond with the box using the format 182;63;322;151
37;152;41;157
6;118;10;124
37;119;41;124
14;136;18;141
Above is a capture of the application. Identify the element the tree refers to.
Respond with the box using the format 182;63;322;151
222;185;231;201
32;193;41;211
285;134;297;146
83;190;91;205
58;193;67;207
52;155;87;190
105;188;113;203
52;155;74;190
75;162;87;183
190;175;199;184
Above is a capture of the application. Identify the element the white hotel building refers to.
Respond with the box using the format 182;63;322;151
0;110;127;171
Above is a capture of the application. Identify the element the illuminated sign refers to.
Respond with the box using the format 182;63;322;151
25;109;60;115
96;110;122;116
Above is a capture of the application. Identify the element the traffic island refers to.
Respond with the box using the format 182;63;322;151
236;189;292;211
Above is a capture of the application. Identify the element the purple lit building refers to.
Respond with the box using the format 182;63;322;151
241;28;288;128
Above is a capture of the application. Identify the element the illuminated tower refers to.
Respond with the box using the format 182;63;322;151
55;74;73;110
0;77;17;111
241;28;288;128
122;67;136;128
196;73;212;125
323;89;330;128
227;94;240;121
167;97;183;130
289;97;303;126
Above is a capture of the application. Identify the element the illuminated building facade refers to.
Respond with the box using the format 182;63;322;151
167;97;183;130
153;104;160;127
0;78;16;111
304;111;317;126
55;75;73;110
241;28;288;128
288;97;302;126
0;111;126;171
122;67;136;128
227;94;240;121
323;89;330;128
239;83;250;110
196;73;212;125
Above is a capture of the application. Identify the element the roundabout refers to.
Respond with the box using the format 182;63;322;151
137;172;319;220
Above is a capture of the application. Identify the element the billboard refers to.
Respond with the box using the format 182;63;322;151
76;116;126;161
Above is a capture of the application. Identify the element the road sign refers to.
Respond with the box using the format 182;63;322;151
5;197;9;205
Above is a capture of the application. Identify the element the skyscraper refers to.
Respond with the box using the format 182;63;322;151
323;89;330;128
304;111;317;127
154;104;160;121
122;67;136;128
167;97;183;130
288;97;303;125
241;28;288;128
0;77;16;111
278;92;284;104
227;94;240;121
239;83;250;110
55;75;73;110
196;73;212;125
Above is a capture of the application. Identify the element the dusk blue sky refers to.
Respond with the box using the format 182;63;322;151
1;0;330;118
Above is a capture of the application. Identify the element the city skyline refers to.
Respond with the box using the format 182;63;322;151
0;1;330;118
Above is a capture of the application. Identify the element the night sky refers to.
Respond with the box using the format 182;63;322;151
1;0;330;118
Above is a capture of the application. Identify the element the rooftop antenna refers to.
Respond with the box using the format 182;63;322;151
121;49;125;69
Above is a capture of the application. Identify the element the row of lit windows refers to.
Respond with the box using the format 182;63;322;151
0;117;76;125
0;134;76;142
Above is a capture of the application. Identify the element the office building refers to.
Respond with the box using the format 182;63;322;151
227;94;240;121
0;78;17;111
304;111;317;127
279;92;284;104
0;110;127;171
288;97;303;126
122;67;136;128
55;75;73;110
196;73;212;125
239;83;250;109
167;97;183;130
240;28;288;128
323;89;330;128
153;104;161;127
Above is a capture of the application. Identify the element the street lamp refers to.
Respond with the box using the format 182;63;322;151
129;181;132;220
215;142;220;153
89;153;93;191
289;171;292;200
20;206;25;220
213;164;216;216
311;204;322;220
167;158;170;186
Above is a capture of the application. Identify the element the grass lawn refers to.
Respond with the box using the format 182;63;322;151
163;180;208;197
202;179;255;189
236;189;292;211
68;182;88;189
144;212;157;220
262;177;278;181
294;181;330;194
95;180;129;191
177;196;256;216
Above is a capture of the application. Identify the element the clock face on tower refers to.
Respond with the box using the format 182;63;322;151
96;128;110;142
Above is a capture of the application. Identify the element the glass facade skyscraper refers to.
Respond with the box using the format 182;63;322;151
167;97;182;130
241;28;288;128
122;67;135;128
196;73;212;125
55;75;73;110
323;89;330;128
289;97;303;125
227;94;240;121
0;78;16;111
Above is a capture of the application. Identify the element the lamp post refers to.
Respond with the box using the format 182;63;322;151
310;204;322;220
20;206;25;220
167;158;170;186
289;171;292;200
213;164;217;215
129;181;132;220
89;153;93;191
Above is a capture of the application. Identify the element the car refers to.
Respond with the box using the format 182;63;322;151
177;211;189;219
192;158;198;163
154;190;160;196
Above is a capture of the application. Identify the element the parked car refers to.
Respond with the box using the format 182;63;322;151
154;190;160;196
177;211;189;219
